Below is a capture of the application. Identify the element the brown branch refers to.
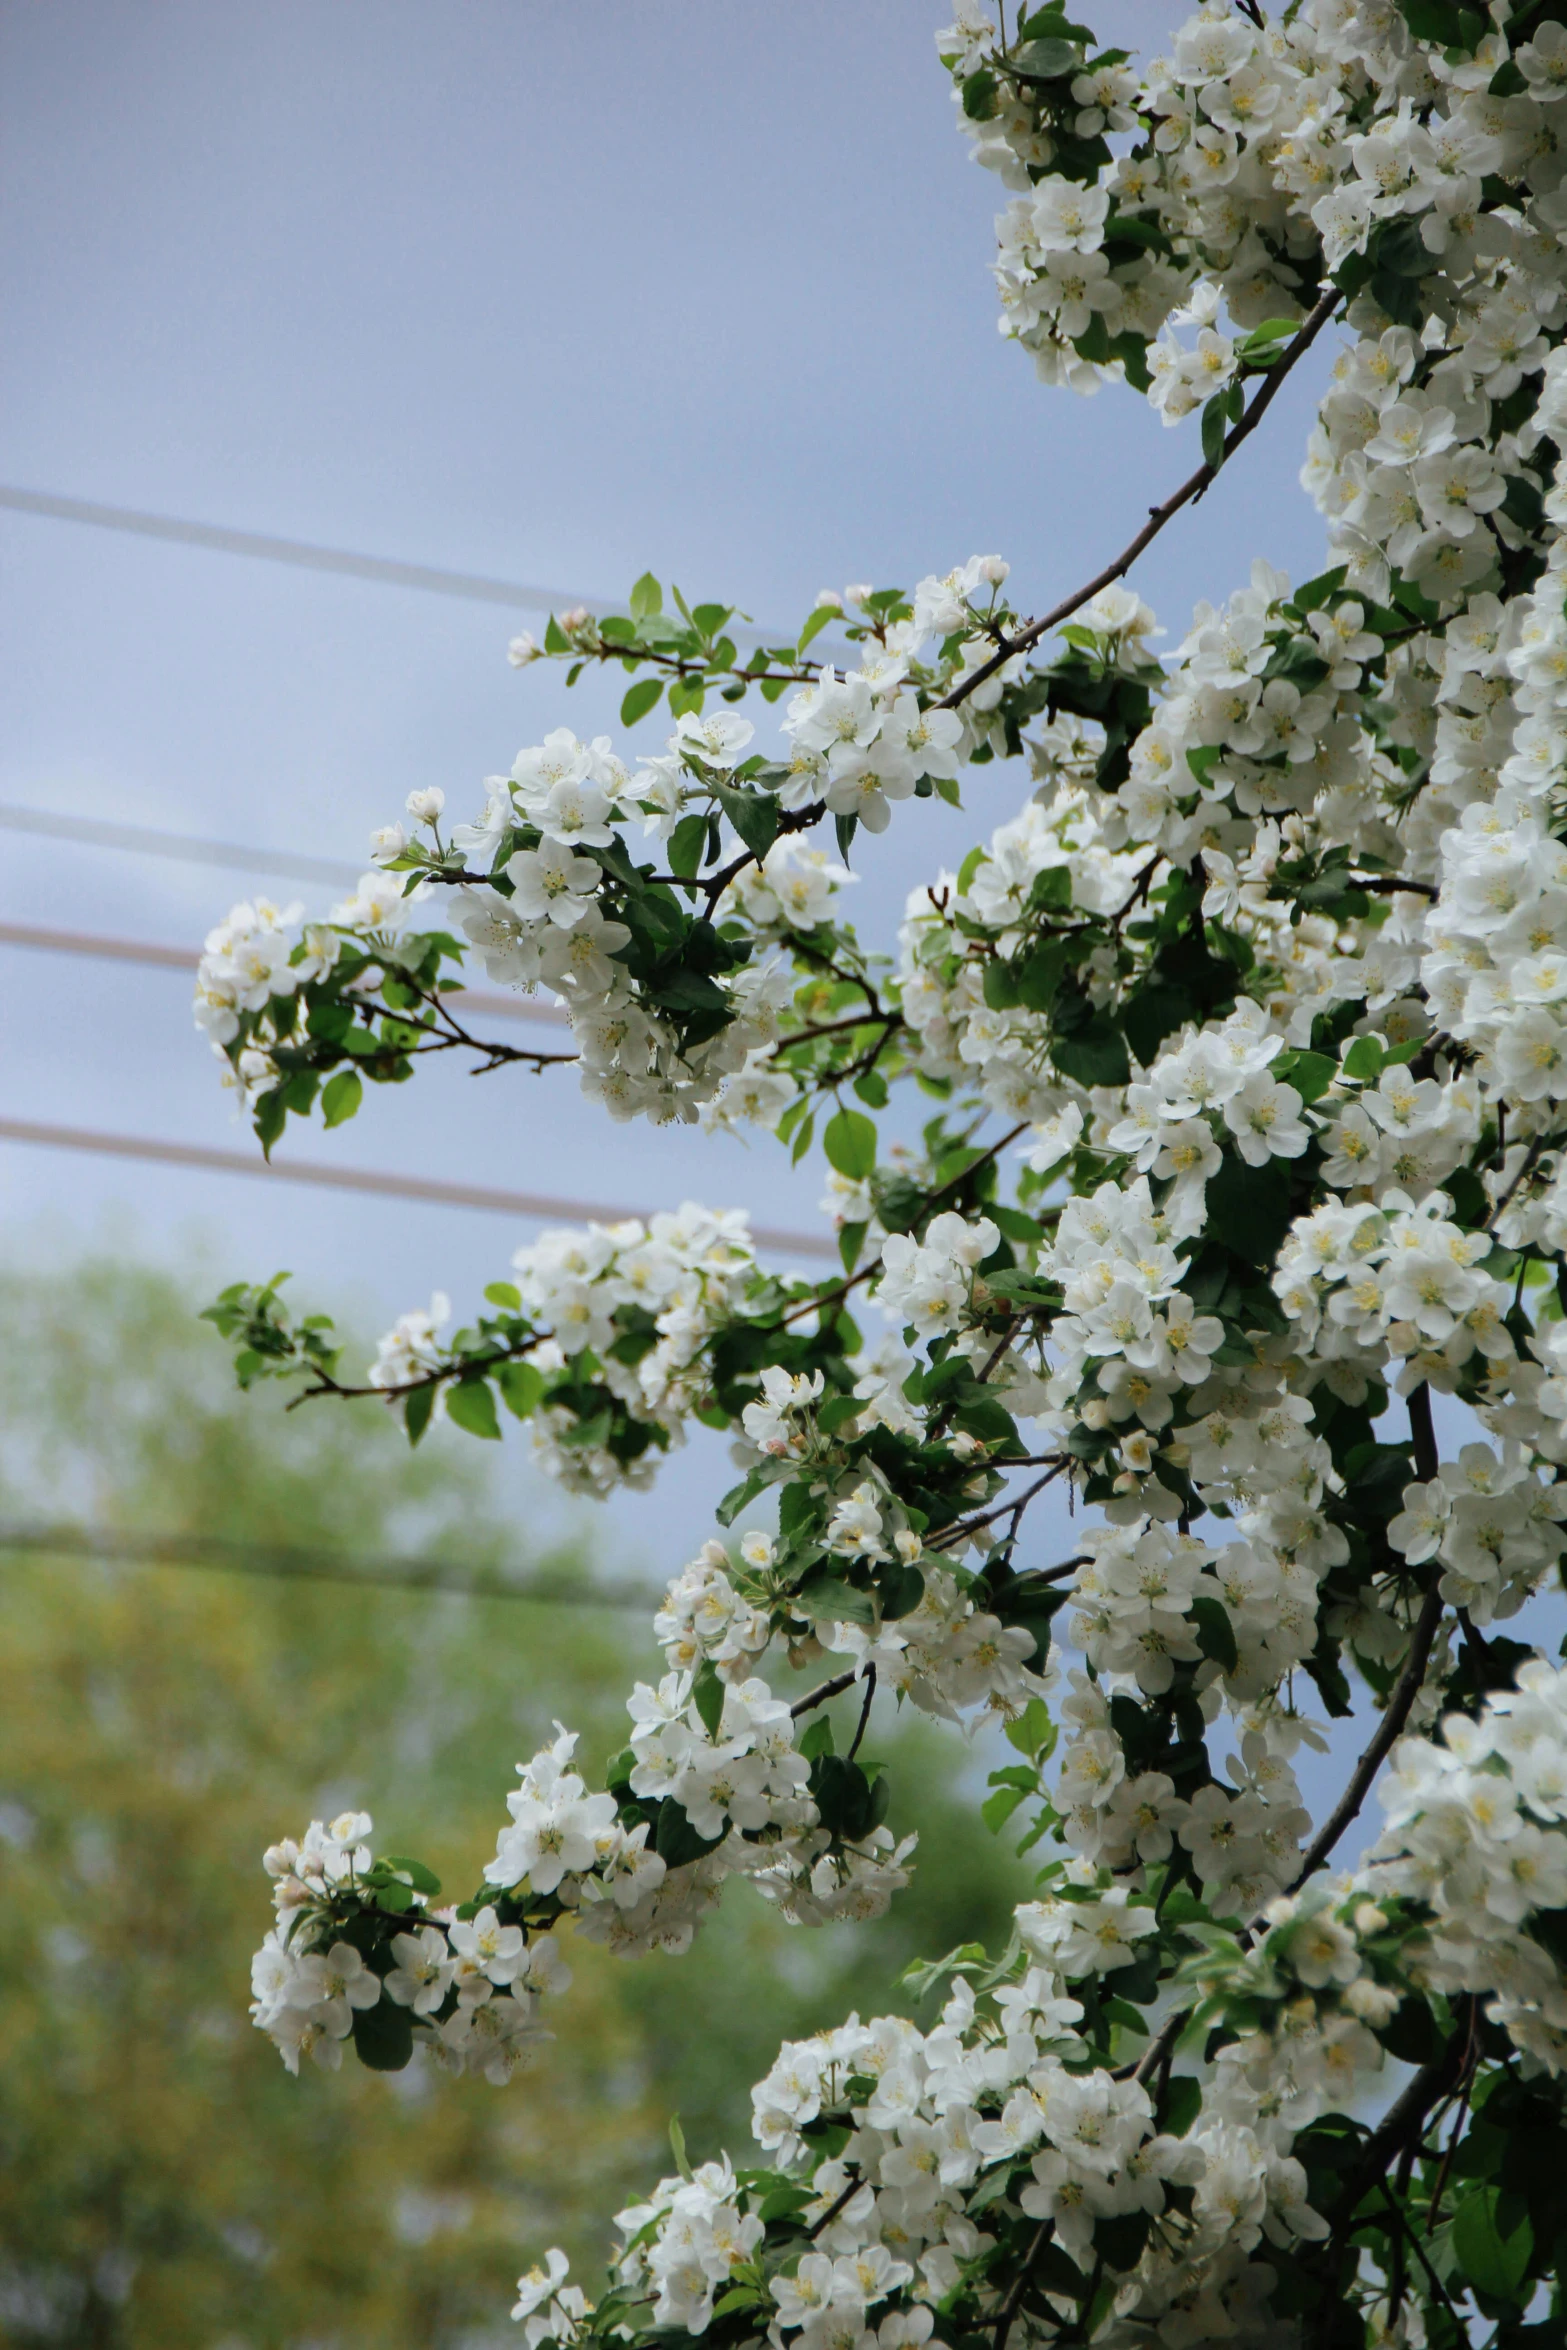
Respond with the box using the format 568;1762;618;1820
806;2170;864;2239
1351;873;1439;899
992;2218;1054;2350
927;1460;1069;1552
939;285;1343;714
847;1664;877;1761
290;1332;543;1409
1485;1128;1553;1233
790;1666;863;1720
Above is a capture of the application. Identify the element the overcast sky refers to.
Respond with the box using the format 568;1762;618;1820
0;2;1344;1573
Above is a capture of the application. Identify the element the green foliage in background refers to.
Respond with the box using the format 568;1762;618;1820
0;1255;1026;2348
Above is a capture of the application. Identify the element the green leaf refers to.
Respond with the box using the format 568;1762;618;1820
1453;2186;1532;2299
797;603;837;653
794;1571;877;1627
319;1070;363;1129
1395;0;1484;51
823;1107;877;1181
879;1561;925;1621
1050;1008;1130;1090
668;813;708;880
1162;2076;1202;2136
1004;1698;1055;1760
351;1997;414;2072
838;1220;868;1274
1190;1595;1239;1676
378;1854;441;1896
961;65;998;117
404;1383;436;1447
620;676;664;728
982;1783;1028;1833
445;1377;502;1440
629;571;663;620
692;1657;726;1739
797;1716;834;1762
668;2112;692;2180
1121;982;1191;1071
711;779;781;861
254;1089;287;1160
496;1360;545;1420
484;1281;522;1311
1201;391;1229;468
1205;1154;1293;1266
1272;1048;1337;1105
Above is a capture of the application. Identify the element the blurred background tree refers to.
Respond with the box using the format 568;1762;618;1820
0;1252;1027;2350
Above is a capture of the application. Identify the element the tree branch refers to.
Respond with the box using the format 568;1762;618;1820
791;1667;863;1720
939;285;1342;714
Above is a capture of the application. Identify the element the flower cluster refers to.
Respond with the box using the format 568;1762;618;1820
249;1804;571;2085
212;8;1567;2345
1361;1656;1567;2073
605;1881;1330;2348
367;1203;758;1496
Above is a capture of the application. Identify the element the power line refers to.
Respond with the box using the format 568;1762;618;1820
0;801;365;887
0;486;812;646
0;485;606;617
0;917;571;1027
0;1518;660;1608
0;1115;837;1262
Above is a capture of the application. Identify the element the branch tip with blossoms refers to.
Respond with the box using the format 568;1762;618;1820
194;3;1567;2343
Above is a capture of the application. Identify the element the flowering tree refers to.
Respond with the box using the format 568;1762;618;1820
188;2;1567;2341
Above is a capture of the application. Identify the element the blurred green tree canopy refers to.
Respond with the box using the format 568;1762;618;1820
0;1254;1026;2348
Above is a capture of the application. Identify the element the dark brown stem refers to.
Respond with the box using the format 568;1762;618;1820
1350;873;1439;899
790;1666;862;1720
939;285;1342;714
806;2170;864;2239
290;1332;543;1409
1486;1129;1552;1232
1426;1999;1478;2233
1318;2027;1468;2325
847;1664;877;1762
927;1460;1069;1552
1378;2180;1464;2334
992;2218;1054;2350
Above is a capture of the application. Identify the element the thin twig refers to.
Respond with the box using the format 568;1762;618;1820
939;285;1342;715
1350;873;1439;899
806;2171;864;2239
992;2217;1054;2350
1485;1128;1552;1232
288;1334;544;1409
927;1460;1069;1552
847;1664;877;1762
791;1666;862;1720
1377;2182;1465;2334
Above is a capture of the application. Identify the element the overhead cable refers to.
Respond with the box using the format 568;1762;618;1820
0;484;606;616
0;800;365;887
0;916;570;1027
0;1518;660;1609
0;1114;837;1262
0;485;809;645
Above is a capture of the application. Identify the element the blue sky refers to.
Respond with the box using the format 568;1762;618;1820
0;2;1342;1570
